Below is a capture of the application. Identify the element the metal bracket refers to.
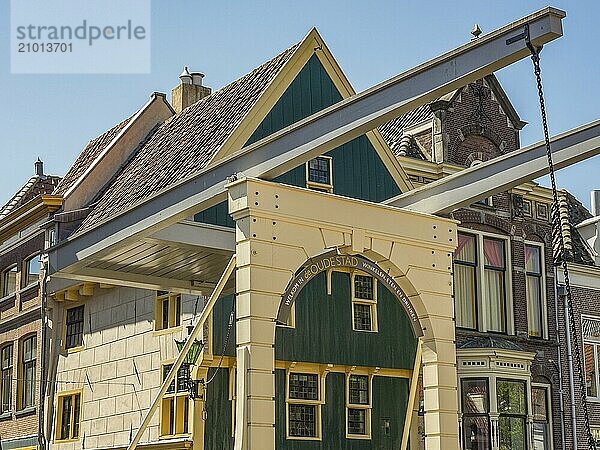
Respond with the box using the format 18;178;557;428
506;23;542;55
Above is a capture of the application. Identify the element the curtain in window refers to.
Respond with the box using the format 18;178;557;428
527;275;542;337
455;265;476;328
483;239;504;268
485;268;506;332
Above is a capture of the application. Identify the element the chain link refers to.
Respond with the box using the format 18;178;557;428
530;50;596;450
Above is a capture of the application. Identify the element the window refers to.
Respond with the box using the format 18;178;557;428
454;232;510;333
455;234;478;329
347;374;371;438
56;391;81;441
306;156;333;192
2;265;17;297
461;379;490;450
526;244;544;337
1;344;13;414
532;386;551;450
155;292;182;331
523;199;532;217
23;254;41;287
65;305;84;350
583;316;600;399
352;274;377;332
497;380;526;450
19;335;36;409
160;364;190;436
287;372;321;439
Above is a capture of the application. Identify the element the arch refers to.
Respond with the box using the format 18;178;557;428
277;250;423;337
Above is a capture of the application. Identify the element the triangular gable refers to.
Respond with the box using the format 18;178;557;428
209;28;413;193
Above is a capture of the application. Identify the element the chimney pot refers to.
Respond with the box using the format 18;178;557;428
592;190;600;217
191;72;205;86
179;66;192;85
35;158;44;176
172;67;211;113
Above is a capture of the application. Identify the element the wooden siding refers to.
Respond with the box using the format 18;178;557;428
194;54;400;226
276;271;417;369
275;370;408;449
203;368;234;450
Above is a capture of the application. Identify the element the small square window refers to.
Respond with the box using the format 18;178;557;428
306;156;333;192
523;199;532;217
349;375;369;404
155;293;182;331
65;305;84;350
289;373;318;400
536;203;549;221
348;408;367;435
289;404;317;437
354;275;374;300
353;304;373;331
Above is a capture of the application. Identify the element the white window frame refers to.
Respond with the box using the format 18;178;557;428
286;370;325;441
455;229;514;334
531;382;554;450
351;272;378;332
306;155;333;193
524;241;548;339
582;315;600;402
345;372;373;439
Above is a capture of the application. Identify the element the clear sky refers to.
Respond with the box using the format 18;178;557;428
0;0;598;209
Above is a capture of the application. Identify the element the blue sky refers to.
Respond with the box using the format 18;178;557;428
0;0;598;208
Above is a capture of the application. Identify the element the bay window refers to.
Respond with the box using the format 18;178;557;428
461;378;490;450
497;380;527;450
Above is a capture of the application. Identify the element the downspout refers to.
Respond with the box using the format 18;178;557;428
553;266;566;450
562;280;578;449
38;258;49;450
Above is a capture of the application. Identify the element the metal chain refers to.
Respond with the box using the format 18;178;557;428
530;49;596;450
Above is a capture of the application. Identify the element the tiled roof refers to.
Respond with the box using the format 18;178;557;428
379;104;433;158
54;116;133;196
0;175;61;220
75;41;301;234
553;190;595;265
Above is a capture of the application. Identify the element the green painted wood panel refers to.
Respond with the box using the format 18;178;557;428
203;368;234;450
194;54;400;226
275;370;408;449
276;271;417;369
212;294;236;357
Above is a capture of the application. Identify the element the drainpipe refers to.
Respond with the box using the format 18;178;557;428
562;280;578;449
38;257;48;450
553;266;566;450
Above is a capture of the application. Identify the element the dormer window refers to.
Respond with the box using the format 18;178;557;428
306;156;333;193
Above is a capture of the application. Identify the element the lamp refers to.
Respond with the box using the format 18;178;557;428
174;336;204;366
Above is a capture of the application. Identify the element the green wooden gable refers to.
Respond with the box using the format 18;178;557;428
195;54;401;226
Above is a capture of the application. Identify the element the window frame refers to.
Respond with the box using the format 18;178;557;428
286;370;324;441
55;390;82;442
155;292;182;333
454;229;513;334
18;334;36;410
346;373;373;439
160;361;191;437
306;155;333;193
496;378;528;450
583;315;600;401
531;383;553;450
63;304;84;352
525;241;547;339
460;377;491;450
22;253;41;289
351;272;378;332
454;232;479;330
2;264;17;298
0;343;13;415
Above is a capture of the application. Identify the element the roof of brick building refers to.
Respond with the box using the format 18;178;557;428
0;170;60;220
553;190;595;265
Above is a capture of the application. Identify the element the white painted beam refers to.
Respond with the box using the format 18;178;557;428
387;119;600;214
146;221;235;253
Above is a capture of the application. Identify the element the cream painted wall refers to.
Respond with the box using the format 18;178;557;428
51;286;203;450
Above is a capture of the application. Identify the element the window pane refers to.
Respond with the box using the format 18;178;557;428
456;234;476;263
497;380;526;415
533;422;550;450
289;404;316;437
177;364;190;392
484;268;506;333
483;238;505;269
289;373;318;400
348;408;367;435
26;255;41;286
0;344;12;413
585;343;598;397
349;375;369;405
60;395;72;440
527;274;542;337
308;157;330;185
22;335;36;408
3;266;17;297
163;364;176;394
65;306;84;349
455;264;477;329
462;415;490;450
353;304;372;331
531;387;547;421
73;394;81;438
525;245;541;275
354;275;374;300
498;416;526;450
162;298;169;330
175;295;181;327
461;379;489;414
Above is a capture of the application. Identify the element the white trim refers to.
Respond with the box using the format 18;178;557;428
351;271;378;332
285;369;324;441
345;372;373;440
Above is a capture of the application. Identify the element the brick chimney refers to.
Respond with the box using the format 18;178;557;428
171;67;211;113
